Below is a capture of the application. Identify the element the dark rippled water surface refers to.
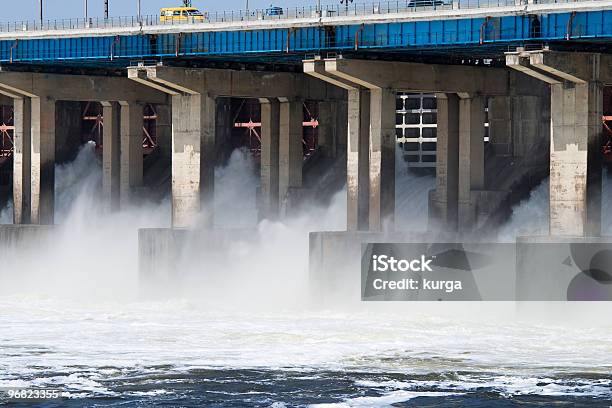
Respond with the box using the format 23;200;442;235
3;368;612;407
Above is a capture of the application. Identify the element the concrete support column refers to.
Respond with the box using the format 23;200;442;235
119;101;144;208
336;99;348;155
12;97;31;224
430;93;459;231
317;100;337;158
347;88;370;231
278;98;303;217
550;81;603;236
369;88;396;232
260;98;280;220
102;101;120;212
30;96;56;225
458;94;485;233
171;93;216;228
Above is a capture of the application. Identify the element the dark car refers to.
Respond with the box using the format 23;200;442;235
407;0;447;7
265;6;284;16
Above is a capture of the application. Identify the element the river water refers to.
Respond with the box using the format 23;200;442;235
1;145;611;407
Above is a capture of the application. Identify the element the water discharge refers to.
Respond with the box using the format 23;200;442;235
1;144;611;406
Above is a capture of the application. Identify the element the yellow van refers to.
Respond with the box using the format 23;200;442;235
160;7;206;22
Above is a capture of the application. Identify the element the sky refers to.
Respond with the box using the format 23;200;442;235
1;0;315;22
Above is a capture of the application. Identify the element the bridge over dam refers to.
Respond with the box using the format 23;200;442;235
0;0;610;299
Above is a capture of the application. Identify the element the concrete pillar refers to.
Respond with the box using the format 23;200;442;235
458;94;485;233
30;96;55;225
318;100;337;158
102;101;120;212
369;88;396;232
260;98;280;220
488;96;512;156
336;99;348;155
430;93;459;231
12;97;31;224
155;104;172;161
171;93;216;228
278;98;303;217
347;89;370;231
119;101;144;208
550;81;603;236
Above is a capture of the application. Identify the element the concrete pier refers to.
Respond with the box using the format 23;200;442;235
119;101;145;208
458;94;486;234
102;101;121;212
279;98;304;217
171;93;216;227
12;97;31;224
347;89;370;231
30;96;56;225
368;88;396;231
259;98;280;220
507;50;612;236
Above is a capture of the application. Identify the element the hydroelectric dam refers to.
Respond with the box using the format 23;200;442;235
1;0;612;405
0;1;611;291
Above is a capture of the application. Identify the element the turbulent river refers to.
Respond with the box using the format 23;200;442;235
1;144;611;407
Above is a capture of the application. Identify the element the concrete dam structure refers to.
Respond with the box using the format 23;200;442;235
0;0;609;301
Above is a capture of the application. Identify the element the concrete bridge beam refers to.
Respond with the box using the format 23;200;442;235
506;50;606;236
324;57;510;95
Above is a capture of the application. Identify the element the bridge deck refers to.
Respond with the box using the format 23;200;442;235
0;0;609;67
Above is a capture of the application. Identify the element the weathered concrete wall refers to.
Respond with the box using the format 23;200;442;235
171;93;216;228
346;89;370;231
549;81;602;236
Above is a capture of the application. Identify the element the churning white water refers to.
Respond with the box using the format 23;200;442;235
1;145;612;406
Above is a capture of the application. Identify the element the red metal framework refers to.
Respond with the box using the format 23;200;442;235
81;102;158;153
231;98;320;159
0;105;14;166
